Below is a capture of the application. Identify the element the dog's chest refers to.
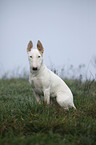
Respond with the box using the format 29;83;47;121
30;76;43;94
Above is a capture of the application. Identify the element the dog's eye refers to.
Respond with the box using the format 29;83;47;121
30;56;32;58
38;56;40;58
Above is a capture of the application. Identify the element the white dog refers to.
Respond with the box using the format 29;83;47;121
27;40;76;109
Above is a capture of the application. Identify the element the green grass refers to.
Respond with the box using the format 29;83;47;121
0;78;96;145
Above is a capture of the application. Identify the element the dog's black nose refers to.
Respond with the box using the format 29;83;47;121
33;67;38;71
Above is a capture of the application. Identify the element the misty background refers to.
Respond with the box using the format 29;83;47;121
0;0;96;79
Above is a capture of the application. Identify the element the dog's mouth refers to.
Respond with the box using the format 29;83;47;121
32;67;38;71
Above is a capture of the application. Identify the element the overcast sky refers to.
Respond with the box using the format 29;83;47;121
0;0;96;78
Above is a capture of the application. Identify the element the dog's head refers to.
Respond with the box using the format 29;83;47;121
27;40;44;72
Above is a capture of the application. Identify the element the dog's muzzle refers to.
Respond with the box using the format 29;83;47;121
32;67;38;71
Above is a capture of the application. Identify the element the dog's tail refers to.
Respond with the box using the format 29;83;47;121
73;104;76;110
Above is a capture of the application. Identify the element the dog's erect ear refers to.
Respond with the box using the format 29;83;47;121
37;40;44;55
27;41;33;52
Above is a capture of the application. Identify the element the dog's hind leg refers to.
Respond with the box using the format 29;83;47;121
56;93;75;109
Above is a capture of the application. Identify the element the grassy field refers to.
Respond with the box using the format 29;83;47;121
0;78;96;145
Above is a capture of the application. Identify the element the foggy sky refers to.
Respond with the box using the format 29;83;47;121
0;0;96;78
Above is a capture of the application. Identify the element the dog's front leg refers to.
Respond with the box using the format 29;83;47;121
44;88;50;104
32;90;41;104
